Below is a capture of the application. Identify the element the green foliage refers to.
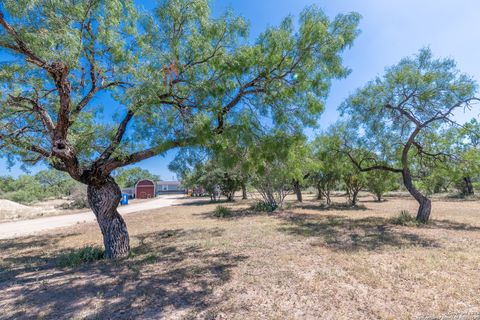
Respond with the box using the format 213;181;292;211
34;170;78;198
183;160;242;201
57;246;104;268
250;201;278;213
343;170;367;206
339;48;478;207
113;167;160;188
414;120;480;196
213;205;232;218
0;0;359;182
390;210;418;226
0;169;80;204
366;170;399;201
309;129;346;205
248;132;308;209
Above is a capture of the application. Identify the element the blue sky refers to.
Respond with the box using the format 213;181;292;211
1;0;480;179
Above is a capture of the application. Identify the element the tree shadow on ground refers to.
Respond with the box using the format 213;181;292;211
0;232;82;285
0;228;247;319
278;214;440;252
295;202;369;212
194;207;270;221
426;219;480;232
175;198;233;206
361;199;388;203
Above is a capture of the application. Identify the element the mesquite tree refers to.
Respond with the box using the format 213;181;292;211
365;170;398;201
433;121;480;196
0;0;360;258
340;49;478;223
249;132;309;209
310;130;343;205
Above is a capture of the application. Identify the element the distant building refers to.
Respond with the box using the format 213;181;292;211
157;180;185;195
135;179;156;199
121;187;135;199
122;179;185;199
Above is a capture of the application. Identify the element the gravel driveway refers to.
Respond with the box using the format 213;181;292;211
0;194;181;239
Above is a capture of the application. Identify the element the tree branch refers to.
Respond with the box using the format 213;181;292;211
101;137;196;174
8;94;55;135
95;108;136;164
344;148;403;173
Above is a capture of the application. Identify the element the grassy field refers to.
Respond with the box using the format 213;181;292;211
1;194;480;319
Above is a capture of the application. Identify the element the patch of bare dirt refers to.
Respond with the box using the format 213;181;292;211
0;199;78;222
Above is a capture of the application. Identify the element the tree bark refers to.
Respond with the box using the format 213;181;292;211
351;190;359;206
293;180;303;202
316;183;323;200
463;177;474;196
325;191;331;206
87;177;130;259
241;183;248;200
402;169;431;223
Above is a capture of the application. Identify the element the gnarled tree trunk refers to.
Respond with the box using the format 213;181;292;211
241;182;248;200
87;177;130;259
316;183;323;200
463;177;474;196
350;190;360;206
402;169;431;223
293;180;303;202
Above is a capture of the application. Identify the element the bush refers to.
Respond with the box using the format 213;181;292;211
57;246;104;267
4;190;40;204
251;201;277;213
61;197;89;210
391;210;418;226
60;184;89;209
213;205;232;218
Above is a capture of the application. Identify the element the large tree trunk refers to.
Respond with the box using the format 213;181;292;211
463;177;474;196
351;190;359;206
316;183;323;200
293;180;303;202
402;169;431;223
87;177;130;259
241;183;248;200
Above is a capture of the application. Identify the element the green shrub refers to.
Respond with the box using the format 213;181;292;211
61;197;89;210
4;190;40;204
58;246;104;268
391;210;418;226
251;201;277;212
213;205;232;218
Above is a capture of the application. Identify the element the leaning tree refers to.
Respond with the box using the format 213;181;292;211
340;48;478;223
0;0;360;258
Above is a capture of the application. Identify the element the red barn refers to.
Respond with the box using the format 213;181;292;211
135;179;156;199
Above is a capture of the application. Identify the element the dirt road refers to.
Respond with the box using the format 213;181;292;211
0;195;181;239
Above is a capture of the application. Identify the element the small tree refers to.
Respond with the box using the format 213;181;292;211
343;170;367;206
310;131;343;205
250;132;307;210
218;170;242;201
441;121;480;196
366;170;399;201
340;49;478;223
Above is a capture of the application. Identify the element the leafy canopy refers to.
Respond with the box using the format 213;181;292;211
0;0;360;184
339;48;478;172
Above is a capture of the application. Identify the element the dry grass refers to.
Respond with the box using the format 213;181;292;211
1;194;480;319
